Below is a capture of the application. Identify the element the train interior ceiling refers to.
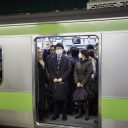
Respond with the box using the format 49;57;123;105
35;35;99;128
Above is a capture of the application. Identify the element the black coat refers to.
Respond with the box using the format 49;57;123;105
74;59;93;86
38;61;47;88
74;59;93;97
69;57;79;93
37;61;47;109
49;55;71;101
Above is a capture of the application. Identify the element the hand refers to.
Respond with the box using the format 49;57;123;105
58;78;62;83
77;82;81;88
53;78;58;83
92;74;95;79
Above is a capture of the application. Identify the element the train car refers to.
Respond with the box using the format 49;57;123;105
0;10;128;128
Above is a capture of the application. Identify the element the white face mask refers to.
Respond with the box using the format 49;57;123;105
78;53;83;59
56;49;63;55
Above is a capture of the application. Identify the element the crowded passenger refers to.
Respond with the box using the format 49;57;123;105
36;40;98;124
48;43;71;121
46;45;56;62
87;44;97;79
74;49;93;119
68;46;79;114
45;45;56;114
37;48;48;121
87;44;98;116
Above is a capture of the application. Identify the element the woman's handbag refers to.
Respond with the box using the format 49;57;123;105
73;87;88;103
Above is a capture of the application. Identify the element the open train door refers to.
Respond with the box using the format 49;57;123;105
34;33;101;128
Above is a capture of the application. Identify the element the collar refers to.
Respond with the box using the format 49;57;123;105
57;55;62;58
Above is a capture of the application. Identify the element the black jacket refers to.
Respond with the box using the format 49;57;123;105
49;55;71;100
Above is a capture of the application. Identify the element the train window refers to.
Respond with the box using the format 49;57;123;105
35;35;99;128
0;48;2;84
36;35;99;51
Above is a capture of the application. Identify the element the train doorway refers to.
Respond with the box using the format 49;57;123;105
34;34;100;128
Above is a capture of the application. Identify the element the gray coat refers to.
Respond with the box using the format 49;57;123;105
74;59;93;88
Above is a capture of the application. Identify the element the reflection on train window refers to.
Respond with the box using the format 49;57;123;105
36;35;99;51
0;48;2;84
35;35;99;128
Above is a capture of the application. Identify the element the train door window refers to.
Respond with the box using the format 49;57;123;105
35;35;99;128
0;48;2;84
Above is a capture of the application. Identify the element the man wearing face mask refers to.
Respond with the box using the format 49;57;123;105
49;43;71;121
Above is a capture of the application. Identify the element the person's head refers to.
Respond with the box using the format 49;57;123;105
37;48;43;60
55;43;64;56
87;44;94;51
78;49;89;60
88;50;95;58
66;50;71;58
70;46;79;58
50;45;56;55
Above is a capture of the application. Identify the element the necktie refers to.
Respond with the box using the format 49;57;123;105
57;56;61;64
57;56;61;74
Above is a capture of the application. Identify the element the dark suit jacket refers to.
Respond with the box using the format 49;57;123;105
49;55;71;100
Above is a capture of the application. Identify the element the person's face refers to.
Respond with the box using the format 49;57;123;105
37;49;42;60
78;52;84;59
56;47;62;50
56;47;63;55
50;47;56;55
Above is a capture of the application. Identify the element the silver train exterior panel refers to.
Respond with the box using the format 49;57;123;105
0;16;128;128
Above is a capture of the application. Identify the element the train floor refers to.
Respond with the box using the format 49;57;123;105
38;114;98;128
0;116;98;128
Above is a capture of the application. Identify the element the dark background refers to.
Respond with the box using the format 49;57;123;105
0;1;127;24
0;0;89;15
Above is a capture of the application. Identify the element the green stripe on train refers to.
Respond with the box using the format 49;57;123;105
0;92;32;112
0;19;128;35
0;91;128;121
102;98;128;121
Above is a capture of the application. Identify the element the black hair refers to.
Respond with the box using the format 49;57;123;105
88;50;95;58
67;50;71;55
70;46;79;57
81;49;89;59
56;43;64;49
87;44;94;50
50;45;56;49
95;43;98;47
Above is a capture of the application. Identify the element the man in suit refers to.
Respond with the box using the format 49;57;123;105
49;43;71;121
45;45;56;114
